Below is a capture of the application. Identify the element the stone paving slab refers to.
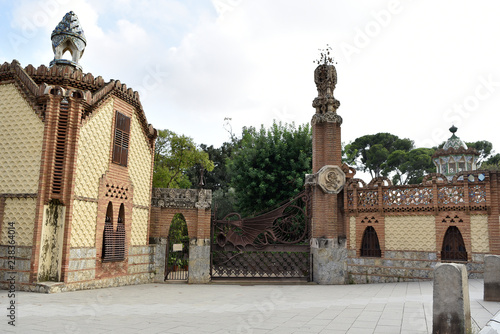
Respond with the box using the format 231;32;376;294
0;279;498;333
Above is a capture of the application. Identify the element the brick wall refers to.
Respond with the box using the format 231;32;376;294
345;171;500;282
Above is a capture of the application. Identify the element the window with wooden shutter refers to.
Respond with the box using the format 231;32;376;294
112;111;131;167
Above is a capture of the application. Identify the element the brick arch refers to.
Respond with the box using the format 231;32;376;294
166;212;189;239
435;212;471;262
355;214;385;257
360;226;382;257
149;188;212;241
441;226;467;261
150;207;211;241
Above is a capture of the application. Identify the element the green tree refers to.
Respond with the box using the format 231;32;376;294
153;129;214;188
345;133;414;178
465;140;493;164
189;142;235;192
342;141;357;164
480;153;500;171
186;141;238;219
227;121;312;216
382;148;435;185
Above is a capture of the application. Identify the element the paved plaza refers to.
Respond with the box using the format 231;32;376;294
1;279;499;334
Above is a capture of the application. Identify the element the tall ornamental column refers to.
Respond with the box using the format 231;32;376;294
306;63;347;284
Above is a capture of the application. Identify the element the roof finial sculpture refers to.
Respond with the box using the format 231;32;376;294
49;11;86;71
312;44;342;125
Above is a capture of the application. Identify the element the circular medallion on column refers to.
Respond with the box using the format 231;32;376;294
317;165;346;194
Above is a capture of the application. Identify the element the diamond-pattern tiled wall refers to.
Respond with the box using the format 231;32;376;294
0;84;43;194
349;216;356;249
386;215;436;251
130;207;149;245
1;198;37;246
74;98;114;198
70;200;98;247
471;214;489;253
128;113;153;207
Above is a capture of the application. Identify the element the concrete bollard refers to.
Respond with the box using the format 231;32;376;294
433;263;471;334
484;255;500;301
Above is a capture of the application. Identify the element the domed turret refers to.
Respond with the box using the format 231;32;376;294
49;11;86;70
442;125;468;150
432;126;479;179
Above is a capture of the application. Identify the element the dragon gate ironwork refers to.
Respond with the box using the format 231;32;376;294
211;189;312;280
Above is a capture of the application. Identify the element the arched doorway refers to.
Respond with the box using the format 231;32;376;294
441;226;467;261
360;226;381;257
165;213;189;281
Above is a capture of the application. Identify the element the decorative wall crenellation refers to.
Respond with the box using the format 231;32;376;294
347;171;488;214
0;61;156;145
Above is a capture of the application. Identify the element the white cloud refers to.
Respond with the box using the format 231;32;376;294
4;0;500;157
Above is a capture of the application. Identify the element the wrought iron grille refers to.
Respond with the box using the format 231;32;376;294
360;226;381;257
441;226;467;261
212;247;309;278
102;219;126;262
211;190;311;280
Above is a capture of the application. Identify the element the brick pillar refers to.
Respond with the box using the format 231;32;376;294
488;172;500;254
31;87;84;284
307;64;347;284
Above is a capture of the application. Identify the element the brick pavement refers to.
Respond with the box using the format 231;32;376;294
1;279;499;334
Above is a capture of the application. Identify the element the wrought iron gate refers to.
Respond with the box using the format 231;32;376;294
211;190;311;280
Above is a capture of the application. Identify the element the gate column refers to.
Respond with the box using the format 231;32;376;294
189;189;212;283
306;62;347;284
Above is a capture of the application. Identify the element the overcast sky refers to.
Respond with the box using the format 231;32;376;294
2;0;500;157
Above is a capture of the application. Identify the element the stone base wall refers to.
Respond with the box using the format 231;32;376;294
0;272;154;293
311;238;347;285
0;244;158;293
0;246;31;287
66;247;96;283
128;245;155;275
347;250;486;283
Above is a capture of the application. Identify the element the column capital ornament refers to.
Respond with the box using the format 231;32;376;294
311;111;343;125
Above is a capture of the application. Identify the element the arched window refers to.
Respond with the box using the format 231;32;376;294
102;202;114;261
115;204;126;261
441;226;467;261
360;226;381;257
102;203;126;262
